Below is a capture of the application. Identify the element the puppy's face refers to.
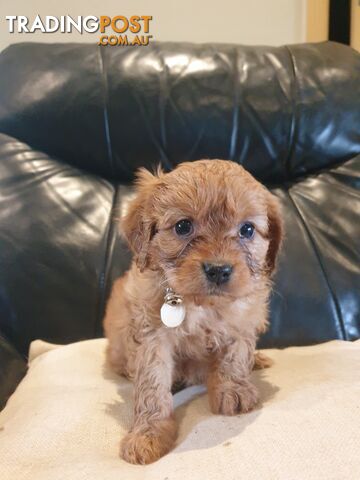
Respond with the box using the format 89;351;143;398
122;160;283;300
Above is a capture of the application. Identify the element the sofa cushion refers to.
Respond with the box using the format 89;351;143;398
0;338;359;480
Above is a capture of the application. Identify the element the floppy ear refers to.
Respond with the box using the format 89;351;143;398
265;193;283;275
121;168;161;272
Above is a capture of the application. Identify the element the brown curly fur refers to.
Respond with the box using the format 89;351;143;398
104;159;283;464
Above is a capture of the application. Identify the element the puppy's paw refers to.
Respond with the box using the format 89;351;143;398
253;351;273;370
209;380;259;416
119;419;177;464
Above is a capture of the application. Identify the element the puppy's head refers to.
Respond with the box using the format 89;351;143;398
122;160;283;300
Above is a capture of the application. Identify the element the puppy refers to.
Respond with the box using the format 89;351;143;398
104;159;283;464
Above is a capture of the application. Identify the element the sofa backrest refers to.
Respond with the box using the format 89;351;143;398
1;42;360;183
0;41;359;354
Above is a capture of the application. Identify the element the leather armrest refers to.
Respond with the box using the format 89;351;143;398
0;333;27;411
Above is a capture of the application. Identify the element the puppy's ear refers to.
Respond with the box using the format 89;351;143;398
121;167;162;271
265;193;283;275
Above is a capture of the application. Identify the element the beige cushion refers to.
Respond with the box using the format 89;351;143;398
0;338;360;480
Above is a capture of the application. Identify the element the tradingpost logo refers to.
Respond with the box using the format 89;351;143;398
5;15;153;46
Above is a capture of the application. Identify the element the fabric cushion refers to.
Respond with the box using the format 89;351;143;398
0;339;359;480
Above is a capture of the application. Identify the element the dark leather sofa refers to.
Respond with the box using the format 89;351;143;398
0;41;359;410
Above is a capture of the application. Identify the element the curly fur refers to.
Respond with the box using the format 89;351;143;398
104;159;283;464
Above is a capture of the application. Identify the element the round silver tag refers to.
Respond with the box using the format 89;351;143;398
160;303;186;328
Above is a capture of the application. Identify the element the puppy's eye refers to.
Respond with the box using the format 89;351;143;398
175;219;193;236
239;222;255;239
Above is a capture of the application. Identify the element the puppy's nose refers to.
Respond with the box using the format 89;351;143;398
202;263;233;285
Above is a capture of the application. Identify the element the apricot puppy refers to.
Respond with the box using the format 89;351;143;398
104;159;283;464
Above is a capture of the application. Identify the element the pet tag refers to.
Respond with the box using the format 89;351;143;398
160;288;185;328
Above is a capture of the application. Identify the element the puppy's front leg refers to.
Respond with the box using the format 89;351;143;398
120;342;177;464
207;338;259;416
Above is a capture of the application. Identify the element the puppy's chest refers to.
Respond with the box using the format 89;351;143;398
173;303;237;359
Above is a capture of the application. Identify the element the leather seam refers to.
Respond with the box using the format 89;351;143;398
229;46;239;160
284;45;299;182
120;49;170;172
155;43;173;171
97;46;115;177
97;44;121;336
95;184;120;337
286;189;347;340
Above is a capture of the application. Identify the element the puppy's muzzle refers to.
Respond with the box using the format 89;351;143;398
202;263;233;285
